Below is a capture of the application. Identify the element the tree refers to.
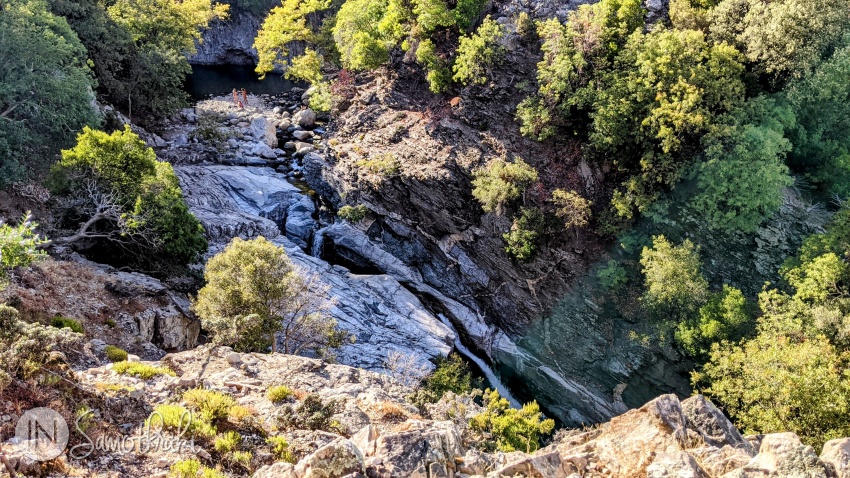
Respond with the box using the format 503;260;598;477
687;96;794;232
594;28;746;218
107;0;228;119
695;332;850;450
709;0;850;82
503;208;543;261
640;236;709;314
0;0;99;187
469;389;555;453
51;126;207;268
471;158;538;215
334;0;392;70
255;0;331;78
516;0;645;138
194;237;351;357
453;16;506;86
551;189;591;237
676;285;754;360
783;45;850;196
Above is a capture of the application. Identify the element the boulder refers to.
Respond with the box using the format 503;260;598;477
724;433;827;478
491;451;568;478
683;395;751;452
292;130;313;141
574;394;689;476
821;438;850;478
251;142;277;159
285;195;316;249
293;108;316;128
370;420;463;477
646;451;709;478
253;461;297;478
250;116;278;148
295;438;364;478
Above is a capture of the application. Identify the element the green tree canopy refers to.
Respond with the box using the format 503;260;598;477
595;28;746;218
686;96;795;232
709;0;850;82
193;237;350;356
106;0;228;119
453;16;506;86
0;0;99;187
51;126;206;269
783;45;850;196
640;235;709;314
471;158;538;215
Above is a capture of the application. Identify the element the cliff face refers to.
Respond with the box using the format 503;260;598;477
191;7;263;66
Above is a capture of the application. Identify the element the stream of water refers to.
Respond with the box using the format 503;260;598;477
437;315;521;408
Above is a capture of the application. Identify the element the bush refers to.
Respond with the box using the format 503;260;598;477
0;214;48;281
194;237;350;356
469;389;555;453
267;385;293;403
503;207;544;261
51;316;84;334
183;388;237;424
0;305;82;393
551;189;591;234
51;126;207;270
267;435;295;462
169;459;225;478
230;450;252;469
279;394;344;432
105;345;128;362
308;82;334;113
640;236;709;315
213;430;242;453
337;204;370;223
113;361;175;379
356;154;401;176
414;39;451;94
453;17;505;86
410;353;477;407
472;158;538;215
597;260;628;289
148;404;216;439
676;285;755;360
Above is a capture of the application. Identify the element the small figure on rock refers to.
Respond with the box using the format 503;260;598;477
241;88;248;106
232;88;239;106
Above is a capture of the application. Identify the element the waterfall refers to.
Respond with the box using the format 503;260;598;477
437;314;521;409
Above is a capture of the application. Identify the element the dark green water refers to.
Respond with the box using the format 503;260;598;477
185;64;300;99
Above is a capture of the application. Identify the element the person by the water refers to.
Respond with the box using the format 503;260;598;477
241;88;248;106
232;88;239;106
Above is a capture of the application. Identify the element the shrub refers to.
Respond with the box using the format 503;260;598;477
105;345;129;362
183;388;237;424
213;430;242;453
453;17;506;86
267;435;295;463
279;394;344;432
551;189;591;234
148;404;216;439
676;285;755;360
0;305;82;393
308;82;334;113
356;154;401;176
504;207;544;261
51;126;207;270
168;459;226;478
228;405;255;424
640;236;709;316
51;316;84;334
469;389;555;453
267;385;293;403
597;260;628;289
230;450;252;469
0;214;48;281
515;11;534;39
472;158;538;215
194;237;350;356
113;361;175;379
337;205;370;223
410;353;477;407
414;39;451;93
